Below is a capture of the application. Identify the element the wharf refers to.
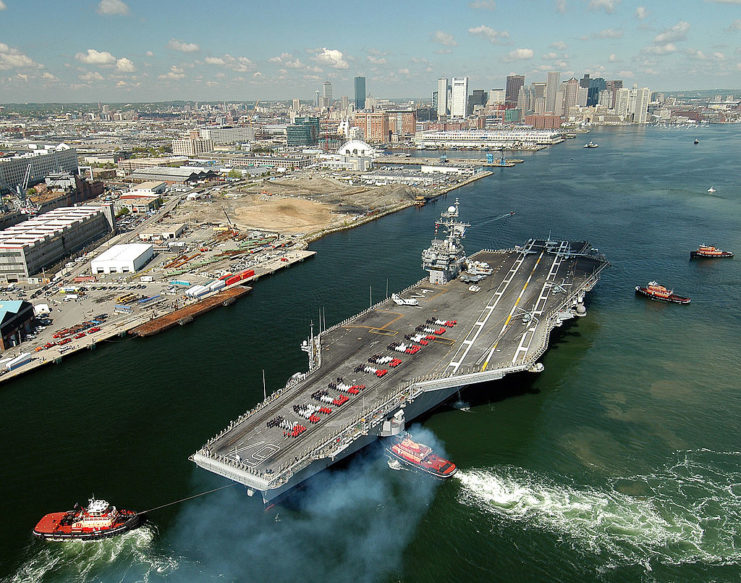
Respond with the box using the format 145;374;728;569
192;237;608;502
130;286;251;337
376;156;523;168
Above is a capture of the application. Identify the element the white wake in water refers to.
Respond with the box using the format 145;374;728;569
6;524;180;583
456;449;741;569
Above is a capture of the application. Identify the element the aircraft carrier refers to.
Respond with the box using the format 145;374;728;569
191;201;609;502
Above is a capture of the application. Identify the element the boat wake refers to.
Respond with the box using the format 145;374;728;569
6;523;179;583
456;449;741;570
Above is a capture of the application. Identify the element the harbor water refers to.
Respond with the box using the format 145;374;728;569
1;125;740;582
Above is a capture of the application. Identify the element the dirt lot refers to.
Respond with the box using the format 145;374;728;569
171;177;420;236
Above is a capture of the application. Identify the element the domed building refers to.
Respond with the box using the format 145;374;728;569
337;140;377;158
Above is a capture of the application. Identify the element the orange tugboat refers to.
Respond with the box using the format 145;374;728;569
690;244;734;259
386;433;457;478
33;497;142;541
635;281;691;304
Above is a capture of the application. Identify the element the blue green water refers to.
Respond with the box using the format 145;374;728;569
1;125;740;582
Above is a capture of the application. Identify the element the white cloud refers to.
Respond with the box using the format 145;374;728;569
729;19;741;30
312;48;349;69
616;70;635;78
253;72;263;78
706;0;741;3
507;48;534;60
543;52;558;59
145;51;154;57
713;52;725;60
597;28;623;38
398;68;410;75
589;0;619;12
41;72;58;81
655;21;689;43
555;0;567;13
469;0;496;9
204;54;254;72
0;1;6;10
75;49;116;65
635;6;647;19
0;43;40;70
268;53;304;69
96;0;129;15
368;55;387;65
432;31;457;47
468;25;509;44
79;71;104;82
609;53;618;62
159;65;185;80
168;39;199;53
550;40;567;50
644;43;677;55
116;57;135;72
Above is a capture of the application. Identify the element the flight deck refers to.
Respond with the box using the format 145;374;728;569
191;203;608;502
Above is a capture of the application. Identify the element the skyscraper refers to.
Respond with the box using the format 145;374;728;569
437;78;449;117
545;72;560;113
505;75;525;106
450;77;469;118
321;81;333;109
354;76;366;110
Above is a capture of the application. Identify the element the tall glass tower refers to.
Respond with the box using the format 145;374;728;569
354;76;366;110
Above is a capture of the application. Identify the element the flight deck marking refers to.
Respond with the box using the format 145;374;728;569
481;248;546;371
447;244;533;372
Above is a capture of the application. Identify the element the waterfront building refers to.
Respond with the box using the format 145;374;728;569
353;112;390;143
90;243;153;275
0;206;115;282
505;75;525;106
0;300;35;350
605;80;623;109
0;145;78;193
354;77;366;110
564;77;579;112
386;110;417;138
437;78;449;118
450;77;469;118
545;72;561;113
129;166;218;183
631;86;651;123
413;128;563;148
615;88;631;117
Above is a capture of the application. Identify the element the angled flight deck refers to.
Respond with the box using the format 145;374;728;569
191;201;609;502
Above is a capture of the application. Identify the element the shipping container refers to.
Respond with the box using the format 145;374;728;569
114;304;133;313
140;276;154;282
169;280;191;287
208;280;225;292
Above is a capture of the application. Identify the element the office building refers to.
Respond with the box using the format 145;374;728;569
545;72;561;113
286;116;320;147
450;77;469;118
0;145;78;193
505;75;525;106
354;77;366;110
172;136;214;157
353;112;390;142
437;78;449;117
488;89;505;105
199;127;256;144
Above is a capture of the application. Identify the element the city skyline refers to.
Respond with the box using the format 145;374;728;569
0;0;739;103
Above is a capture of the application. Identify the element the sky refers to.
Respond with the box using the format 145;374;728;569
0;0;739;103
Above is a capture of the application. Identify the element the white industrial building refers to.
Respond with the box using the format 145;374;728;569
90;243;153;274
0;144;78;192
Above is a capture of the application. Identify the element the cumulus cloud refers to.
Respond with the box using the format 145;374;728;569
96;0;129;15
609;53;618;62
312;48;349;69
116;57;135;72
555;0;567;13
550;40;567;50
645;43;677;54
41;72;58;81
168;39;199;53
468;25;509;44
0;1;6;10
635;6;647;19
0;43;40;70
469;0;496;9
76;49;116;65
79;71;104;82
616;69;635;78
597;28;623;38
368;55;387;65
159;65;185;80
507;48;534;60
268;53;304;69
204;54;254;72
432;31;457;47
655;21;689;43
589;0;619;12
729;19;741;30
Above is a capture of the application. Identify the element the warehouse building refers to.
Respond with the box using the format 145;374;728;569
90;243;153;274
130;166;217;184
0;300;35;350
0;144;78;192
0;205;115;282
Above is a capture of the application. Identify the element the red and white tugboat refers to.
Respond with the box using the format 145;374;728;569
33;497;142;541
385;433;457;479
635;281;691;305
690;244;734;259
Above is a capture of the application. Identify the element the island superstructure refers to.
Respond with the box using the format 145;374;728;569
191;201;609;502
